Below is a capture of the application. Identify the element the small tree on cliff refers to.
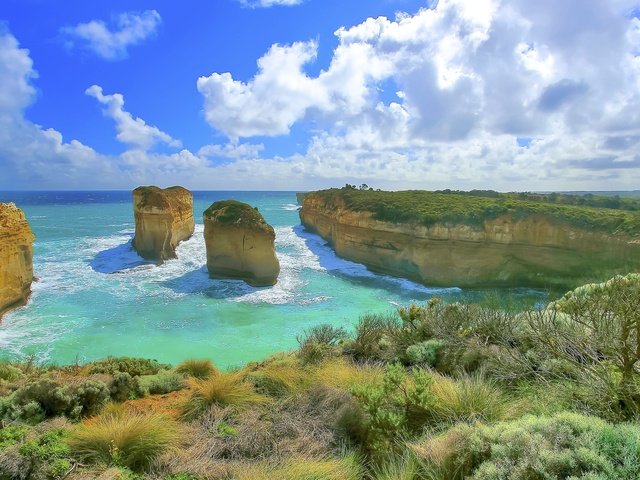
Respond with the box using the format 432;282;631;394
528;274;640;417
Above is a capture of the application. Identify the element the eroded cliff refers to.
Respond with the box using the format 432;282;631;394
300;191;640;289
132;186;195;262
204;200;280;287
0;203;35;319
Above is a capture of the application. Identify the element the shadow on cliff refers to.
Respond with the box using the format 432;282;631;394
89;238;155;274
162;266;263;299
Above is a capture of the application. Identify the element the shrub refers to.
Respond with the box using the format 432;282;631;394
405;340;444;366
70;411;181;471
3;427;73;479
297;324;349;365
110;372;143;402
414;412;640;480
346;314;401;361
8;377;110;421
139;370;185;395
182;372;270;419
0;425;28;448
297;324;349;347
175;359;218;379
350;364;435;456
529;274;640;418
0;363;23;382
88;357;170;376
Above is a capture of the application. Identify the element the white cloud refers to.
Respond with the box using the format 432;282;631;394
4;1;640;191
238;0;304;8
193;0;640;190
62;10;161;60
86;85;181;151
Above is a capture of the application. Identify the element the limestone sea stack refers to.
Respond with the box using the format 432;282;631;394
203;200;280;286
132;186;195;262
0;203;35;319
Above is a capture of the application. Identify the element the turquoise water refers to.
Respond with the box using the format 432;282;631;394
0;191;544;368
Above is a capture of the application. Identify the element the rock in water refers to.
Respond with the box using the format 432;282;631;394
132;186;195;262
0;203;35;319
203;200;280;286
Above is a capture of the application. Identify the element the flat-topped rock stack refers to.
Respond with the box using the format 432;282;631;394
203;200;280;287
0;203;35;319
132;186;195;262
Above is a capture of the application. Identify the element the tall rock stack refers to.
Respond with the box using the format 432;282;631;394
203;200;280;287
132;186;195;262
0;203;35;319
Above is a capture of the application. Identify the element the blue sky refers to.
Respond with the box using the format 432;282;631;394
1;0;639;190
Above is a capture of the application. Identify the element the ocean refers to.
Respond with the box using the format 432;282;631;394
0;191;544;368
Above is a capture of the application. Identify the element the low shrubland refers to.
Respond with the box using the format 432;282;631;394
1;274;640;478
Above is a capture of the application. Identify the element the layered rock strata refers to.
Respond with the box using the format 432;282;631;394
132;186;195;262
204;200;280;286
0;203;35;319
300;193;640;289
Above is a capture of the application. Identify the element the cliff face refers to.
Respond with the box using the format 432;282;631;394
300;193;640;289
203;200;280;287
132;186;195;262
0;203;35;319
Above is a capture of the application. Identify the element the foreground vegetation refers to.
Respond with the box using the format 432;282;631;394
313;187;640;235
2;274;640;479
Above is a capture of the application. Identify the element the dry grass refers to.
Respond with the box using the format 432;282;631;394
181;372;271;419
429;373;522;425
245;361;310;397
233;454;362;480
175;359;219;379
69;411;182;471
312;358;384;390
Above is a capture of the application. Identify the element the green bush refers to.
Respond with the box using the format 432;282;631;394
0;425;28;448
174;359;218;379
417;412;640;480
1;428;74;479
110;372;143;402
88;357;170;376
350;364;435;457
405;340;444;366
346;314;401;361
7;378;110;421
0;363;23;382
139;370;185;395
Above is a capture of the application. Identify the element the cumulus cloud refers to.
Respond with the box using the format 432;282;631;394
86;85;181;151
62;10;161;60
4;1;640;191
195;0;640;189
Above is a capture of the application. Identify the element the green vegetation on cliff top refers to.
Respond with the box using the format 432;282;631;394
311;187;640;236
203;199;271;230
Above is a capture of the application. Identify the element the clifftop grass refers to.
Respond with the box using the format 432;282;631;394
203;199;272;231
309;187;640;236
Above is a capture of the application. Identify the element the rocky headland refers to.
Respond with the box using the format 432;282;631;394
132;186;195;262
300;188;640;289
0;203;35;319
203;200;280;286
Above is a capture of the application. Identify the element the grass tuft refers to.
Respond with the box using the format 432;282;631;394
174;359;218;380
69;411;181;471
181;372;270;418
